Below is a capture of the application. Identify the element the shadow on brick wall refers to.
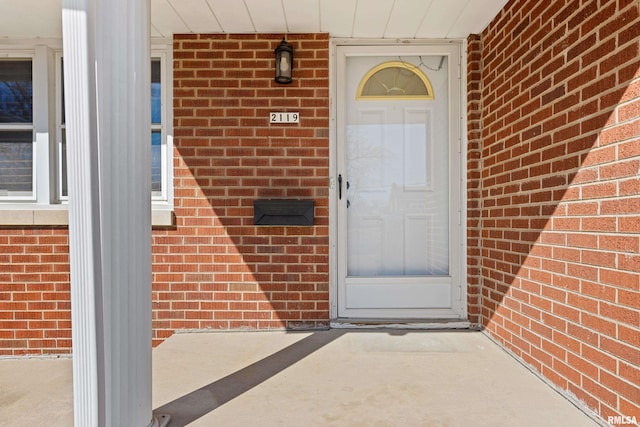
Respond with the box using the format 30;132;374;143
473;0;639;420
151;33;331;343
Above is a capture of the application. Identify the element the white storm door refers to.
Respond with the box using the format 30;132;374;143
336;44;464;319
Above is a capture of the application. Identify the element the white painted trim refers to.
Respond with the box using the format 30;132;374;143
0;38;175;209
331;38;467;47
328;40;339;320
33;45;56;205
151;51;168;202
0;51;36;201
0;37;168;50
163;42;175;210
54;50;67;202
459;38;469;320
0;39;63;50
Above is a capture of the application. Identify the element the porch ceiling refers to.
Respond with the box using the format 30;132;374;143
0;0;507;39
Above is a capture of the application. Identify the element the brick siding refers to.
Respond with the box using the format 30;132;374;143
467;34;484;325
0;229;71;355
153;33;331;344
0;10;637;426
0;33;330;356
472;0;640;422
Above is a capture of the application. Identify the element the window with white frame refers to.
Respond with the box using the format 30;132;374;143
57;53;170;202
0;43;172;216
151;56;167;201
0;58;34;200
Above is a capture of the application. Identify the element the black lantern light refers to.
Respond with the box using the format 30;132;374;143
274;37;293;84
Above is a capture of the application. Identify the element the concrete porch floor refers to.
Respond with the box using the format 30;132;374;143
0;329;604;426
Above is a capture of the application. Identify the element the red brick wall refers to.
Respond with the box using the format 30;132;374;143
473;0;639;422
467;34;483;326
0;229;71;355
0;15;636;425
152;33;330;344
0;33;330;355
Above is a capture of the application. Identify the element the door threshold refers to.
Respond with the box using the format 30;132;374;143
330;319;474;330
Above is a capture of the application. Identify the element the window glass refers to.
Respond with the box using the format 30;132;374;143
60;60;65;125
60;128;67;197
150;59;162;196
151;60;161;124
59;58;165;199
0;61;33;123
151;130;162;192
59;59;67;198
0;130;33;195
357;61;434;100
0;60;34;198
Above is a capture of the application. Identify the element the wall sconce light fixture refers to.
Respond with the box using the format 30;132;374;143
275;37;294;84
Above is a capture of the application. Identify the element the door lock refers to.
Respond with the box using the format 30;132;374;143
338;174;351;207
338;175;351;200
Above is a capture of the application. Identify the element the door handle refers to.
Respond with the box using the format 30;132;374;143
338;174;350;205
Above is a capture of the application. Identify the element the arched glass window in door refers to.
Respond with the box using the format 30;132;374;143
356;61;434;100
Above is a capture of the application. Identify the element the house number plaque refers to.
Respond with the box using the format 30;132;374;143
270;112;299;123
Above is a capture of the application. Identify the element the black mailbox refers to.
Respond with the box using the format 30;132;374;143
253;200;314;226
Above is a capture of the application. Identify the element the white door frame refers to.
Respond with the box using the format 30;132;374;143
328;38;468;321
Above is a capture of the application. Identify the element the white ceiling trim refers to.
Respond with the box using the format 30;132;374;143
0;0;508;40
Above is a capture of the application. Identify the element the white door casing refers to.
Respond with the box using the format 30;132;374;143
331;42;466;320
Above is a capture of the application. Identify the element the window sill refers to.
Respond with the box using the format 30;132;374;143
0;206;175;228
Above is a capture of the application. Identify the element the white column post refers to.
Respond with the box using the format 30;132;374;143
62;0;153;426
